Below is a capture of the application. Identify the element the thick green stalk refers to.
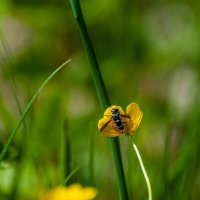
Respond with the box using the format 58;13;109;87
69;0;129;199
69;0;108;110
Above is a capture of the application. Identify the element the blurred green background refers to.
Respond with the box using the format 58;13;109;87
0;0;200;199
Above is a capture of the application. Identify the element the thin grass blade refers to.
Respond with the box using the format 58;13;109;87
0;59;71;162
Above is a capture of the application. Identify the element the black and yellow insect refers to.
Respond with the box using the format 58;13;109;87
98;102;143;137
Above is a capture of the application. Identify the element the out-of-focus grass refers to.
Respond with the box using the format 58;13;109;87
0;0;200;199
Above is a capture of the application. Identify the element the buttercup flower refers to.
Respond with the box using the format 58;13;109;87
41;184;97;200
98;102;143;137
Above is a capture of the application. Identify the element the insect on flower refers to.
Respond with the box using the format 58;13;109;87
98;102;143;137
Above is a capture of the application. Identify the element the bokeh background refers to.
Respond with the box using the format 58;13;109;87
0;0;200;199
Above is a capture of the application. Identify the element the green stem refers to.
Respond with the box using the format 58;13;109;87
69;0;129;199
0;59;71;162
129;136;152;200
64;166;80;185
69;0;109;110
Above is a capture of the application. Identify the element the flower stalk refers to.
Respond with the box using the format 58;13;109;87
129;135;152;200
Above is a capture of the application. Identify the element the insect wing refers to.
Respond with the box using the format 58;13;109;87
126;102;143;134
98;116;121;137
120;114;133;131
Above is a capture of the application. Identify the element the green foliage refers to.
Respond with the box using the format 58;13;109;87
0;0;200;199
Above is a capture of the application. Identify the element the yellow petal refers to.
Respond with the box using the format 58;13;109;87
126;102;143;135
98;116;111;132
41;184;97;200
103;105;125;116
98;116;123;137
41;187;69;200
65;184;97;200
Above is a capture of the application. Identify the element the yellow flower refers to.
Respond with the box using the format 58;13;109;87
41;184;97;200
98;102;143;137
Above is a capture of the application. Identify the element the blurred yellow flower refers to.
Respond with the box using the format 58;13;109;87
41;184;97;200
98;102;143;137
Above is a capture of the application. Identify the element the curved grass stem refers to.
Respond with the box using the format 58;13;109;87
64;166;80;185
0;59;71;162
129;135;152;200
